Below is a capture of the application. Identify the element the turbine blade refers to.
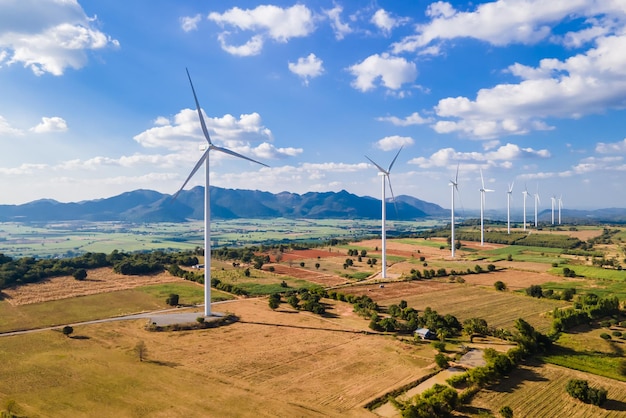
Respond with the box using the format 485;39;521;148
387;175;399;217
186;68;213;145
455;163;459;184
365;155;387;174
480;169;485;189
172;148;210;200
387;147;403;172
212;144;269;167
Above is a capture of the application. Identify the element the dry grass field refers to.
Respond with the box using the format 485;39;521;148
470;362;626;417
1;229;625;417
0;299;439;418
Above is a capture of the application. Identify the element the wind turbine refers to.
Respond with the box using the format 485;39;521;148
506;182;514;234
534;185;540;228
449;165;459;258
551;195;556;225
479;169;494;246
174;68;268;317
522;185;530;231
558;195;563;225
365;147;402;278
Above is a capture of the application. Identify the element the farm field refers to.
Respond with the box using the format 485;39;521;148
470;362;626;417
1;224;626;416
0;299;438;418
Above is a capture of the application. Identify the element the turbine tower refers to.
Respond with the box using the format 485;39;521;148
449;165;459;258
507;182;514;234
558;195;563;225
534;185;540;227
479;169;494;246
174;68;268;317
551;195;556;225
522;186;529;231
365;147;402;278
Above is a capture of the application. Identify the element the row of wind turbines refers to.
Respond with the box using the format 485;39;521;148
177;68;568;310
364;149;566;278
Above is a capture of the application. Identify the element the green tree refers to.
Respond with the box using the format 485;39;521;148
499;405;513;418
166;293;179;306
434;353;449;369
73;268;87;281
62;325;73;338
494;281;506;291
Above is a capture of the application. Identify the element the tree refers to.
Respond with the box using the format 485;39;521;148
315;263;320;270
494;281;506;291
73;268;87;281
62;325;73;338
287;294;299;309
487;264;496;272
499;405;513;418
434;353;449;369
299;262;305;267
134;341;148;362
166;293;179;306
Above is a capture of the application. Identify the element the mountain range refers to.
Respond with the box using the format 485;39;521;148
0;187;447;223
1;187;625;224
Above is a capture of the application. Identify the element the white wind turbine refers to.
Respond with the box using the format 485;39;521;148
558;195;563;225
479;169;494;246
174;68;268;317
449;165;459;258
507;182;514;234
551;195;556;225
534;185;540;228
365;147;402;278
522;185;530;231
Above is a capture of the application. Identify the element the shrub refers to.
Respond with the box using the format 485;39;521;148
73;268;87;281
612;331;622;338
499;405;514;418
431;341;446;352
494;281;506;291
434;353;449;369
165;293;179;306
600;333;612;340
487;264;496;272
62;325;73;337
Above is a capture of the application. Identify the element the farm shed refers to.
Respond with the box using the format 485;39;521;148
414;328;435;340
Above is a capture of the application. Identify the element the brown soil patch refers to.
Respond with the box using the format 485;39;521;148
2;267;181;306
272;248;339;262
460;269;564;290
269;264;349;287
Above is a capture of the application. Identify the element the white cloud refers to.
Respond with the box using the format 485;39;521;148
30;116;67;133
288;53;324;85
180;14;202;32
0;115;23;136
348;53;417;92
0;0;119;76
391;0;617;54
432;32;626;139
371;9;407;36
209;4;315;55
377;112;432;126
596;138;626;153
409;143;550;168
375;136;414;151
217;33;264;57
324;5;352;40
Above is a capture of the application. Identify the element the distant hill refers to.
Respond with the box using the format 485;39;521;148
0;187;445;223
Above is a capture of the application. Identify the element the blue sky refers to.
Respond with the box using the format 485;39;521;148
1;0;625;210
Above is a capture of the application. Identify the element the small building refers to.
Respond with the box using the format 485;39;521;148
414;328;435;340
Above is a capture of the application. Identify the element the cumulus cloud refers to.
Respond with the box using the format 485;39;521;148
432;32;626;139
0;115;23;136
288;53;324;85
596;138;626;154
409;143;550;169
377;112;433;126
208;4;315;56
180;14;202;32
391;0;625;54
324;5;352;40
375;136;414;151
30;116;67;133
371;9;408;36
348;53;417;93
0;0;119;76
